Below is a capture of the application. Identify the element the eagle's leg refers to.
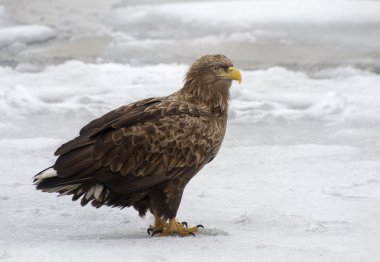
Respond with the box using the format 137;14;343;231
149;180;203;236
151;218;203;237
147;214;168;235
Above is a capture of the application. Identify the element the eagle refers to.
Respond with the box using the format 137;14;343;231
34;54;242;236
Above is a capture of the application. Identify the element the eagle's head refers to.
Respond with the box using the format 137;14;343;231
185;54;241;87
181;54;242;111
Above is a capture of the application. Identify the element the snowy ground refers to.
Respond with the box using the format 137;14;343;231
1;1;380;262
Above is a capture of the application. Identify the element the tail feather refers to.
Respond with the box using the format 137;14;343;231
34;167;151;211
36;176;94;189
34;167;110;208
33;167;57;185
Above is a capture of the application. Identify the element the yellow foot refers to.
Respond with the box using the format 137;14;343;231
148;218;204;237
147;217;169;235
147;223;168;235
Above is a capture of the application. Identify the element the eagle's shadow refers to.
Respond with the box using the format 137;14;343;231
66;228;229;240
66;232;147;240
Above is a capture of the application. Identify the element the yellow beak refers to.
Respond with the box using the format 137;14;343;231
226;67;242;84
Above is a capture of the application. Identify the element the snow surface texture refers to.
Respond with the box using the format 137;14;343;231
0;7;56;61
0;25;56;47
1;1;380;67
104;0;380;66
1;62;380;262
0;0;380;262
1;62;380;130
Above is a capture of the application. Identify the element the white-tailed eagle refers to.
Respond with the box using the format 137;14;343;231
34;54;242;236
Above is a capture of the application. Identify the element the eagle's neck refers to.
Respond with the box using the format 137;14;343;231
178;78;231;116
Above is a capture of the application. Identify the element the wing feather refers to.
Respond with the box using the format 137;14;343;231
53;97;221;194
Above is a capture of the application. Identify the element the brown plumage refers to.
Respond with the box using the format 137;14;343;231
34;54;242;236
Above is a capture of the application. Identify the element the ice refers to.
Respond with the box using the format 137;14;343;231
108;1;380;27
1;62;379;132
231;66;380;123
0;5;56;65
0;25;56;47
2;126;380;261
0;6;55;46
1;1;379;67
102;0;380;65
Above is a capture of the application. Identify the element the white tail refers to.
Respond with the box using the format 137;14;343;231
34;167;57;185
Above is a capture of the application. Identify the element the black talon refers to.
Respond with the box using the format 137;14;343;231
151;229;163;237
181;222;188;228
147;227;154;235
189;232;196;236
196;224;204;228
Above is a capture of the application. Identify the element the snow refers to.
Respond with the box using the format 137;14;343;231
108;1;380;26
102;0;380;65
1;133;380;262
1;1;380;67
0;5;56;47
1;61;380;262
1;62;379;131
1;0;380;261
0;25;56;47
0;5;56;64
